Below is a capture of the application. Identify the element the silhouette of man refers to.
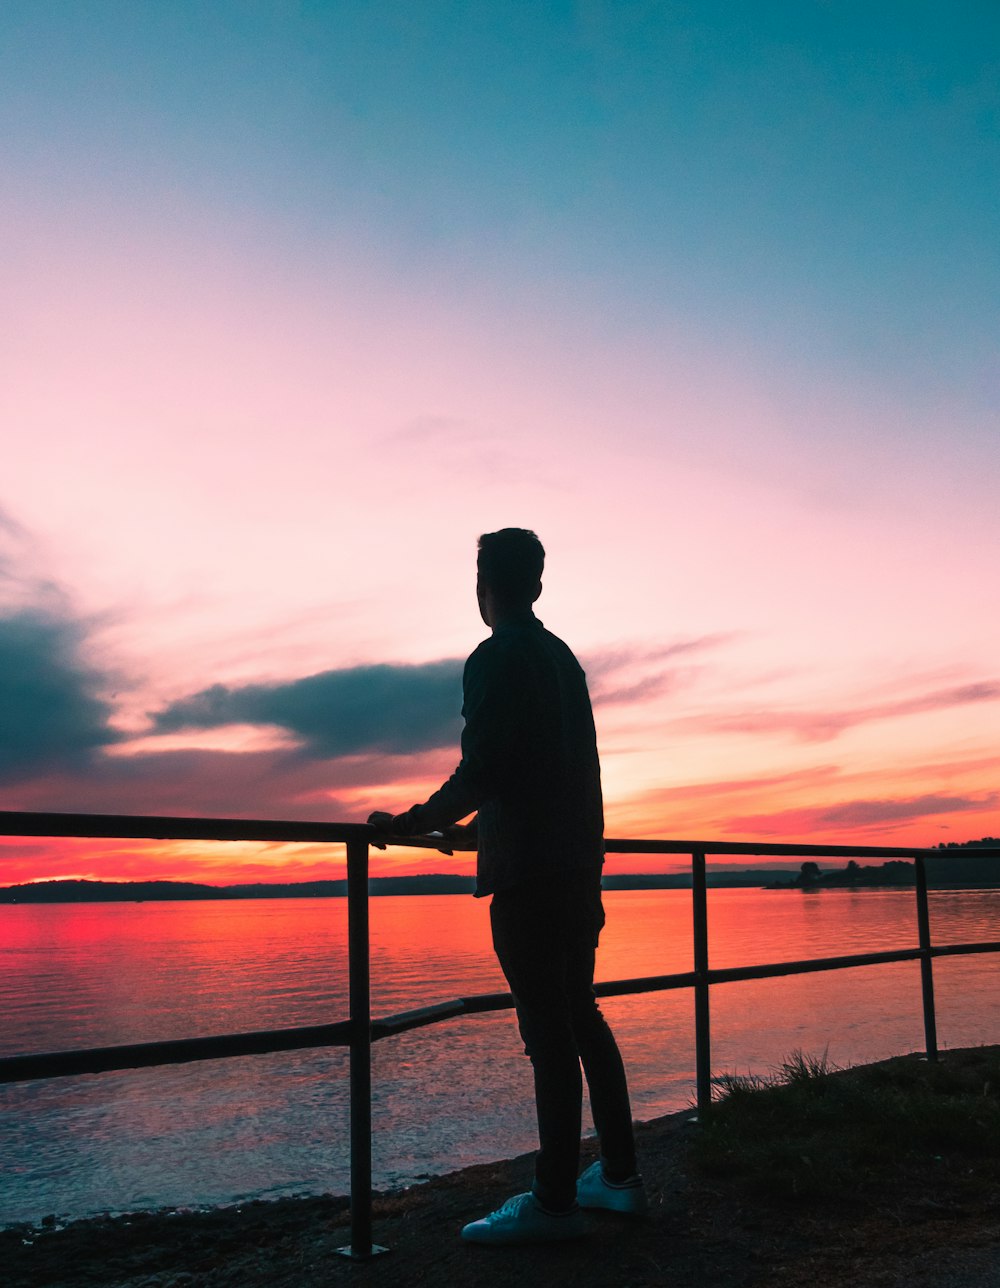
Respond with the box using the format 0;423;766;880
368;528;646;1243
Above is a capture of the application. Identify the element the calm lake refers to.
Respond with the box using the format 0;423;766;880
2;886;999;1227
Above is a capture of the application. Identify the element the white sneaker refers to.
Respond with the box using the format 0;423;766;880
461;1192;589;1244
576;1161;649;1215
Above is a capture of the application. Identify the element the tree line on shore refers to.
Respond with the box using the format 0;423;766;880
772;838;1000;890
3;840;996;903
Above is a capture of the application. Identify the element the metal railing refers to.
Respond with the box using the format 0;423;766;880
1;810;999;1259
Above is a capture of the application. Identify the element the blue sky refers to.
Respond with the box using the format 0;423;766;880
6;2;997;504
7;4;997;337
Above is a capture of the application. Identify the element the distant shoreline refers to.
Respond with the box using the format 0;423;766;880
0;871;793;903
4;865;1000;903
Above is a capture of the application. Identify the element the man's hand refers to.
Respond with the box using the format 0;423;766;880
441;821;477;852
367;811;395;849
367;812;475;855
424;821;478;856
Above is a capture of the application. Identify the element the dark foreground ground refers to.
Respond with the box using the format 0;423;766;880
5;1046;1000;1288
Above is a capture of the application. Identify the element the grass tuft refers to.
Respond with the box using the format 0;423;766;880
689;1047;1000;1203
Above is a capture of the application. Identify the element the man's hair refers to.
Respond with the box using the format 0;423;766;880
477;528;545;604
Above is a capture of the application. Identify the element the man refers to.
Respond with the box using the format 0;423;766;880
368;528;646;1244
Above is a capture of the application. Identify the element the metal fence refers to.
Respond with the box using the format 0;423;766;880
1;809;999;1259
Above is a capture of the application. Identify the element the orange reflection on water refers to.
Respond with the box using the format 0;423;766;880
3;887;999;1228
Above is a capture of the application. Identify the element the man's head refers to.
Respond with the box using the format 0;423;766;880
476;528;545;627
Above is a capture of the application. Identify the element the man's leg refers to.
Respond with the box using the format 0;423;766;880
489;886;583;1211
565;945;638;1181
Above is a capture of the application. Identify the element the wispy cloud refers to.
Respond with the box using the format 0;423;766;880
585;635;737;706
817;793;999;828
0;504;28;546
0;732;463;825
384;415;475;447
621;765;841;808
382;416;560;488
725;791;999;837
673;680;1000;742
0;747;351;821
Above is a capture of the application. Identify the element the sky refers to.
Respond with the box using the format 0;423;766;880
1;2;998;885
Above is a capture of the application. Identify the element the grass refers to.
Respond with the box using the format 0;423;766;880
688;1046;1000;1203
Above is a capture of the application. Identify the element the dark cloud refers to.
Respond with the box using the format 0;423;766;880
0;609;119;782
149;637;734;761
676;680;1000;742
152;660;465;757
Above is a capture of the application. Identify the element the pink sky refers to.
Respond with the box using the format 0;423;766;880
2;207;996;885
2;8;998;885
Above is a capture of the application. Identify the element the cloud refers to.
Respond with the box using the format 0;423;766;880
817;793;1000;828
0;608;119;783
385;415;475;447
0;505;63;613
623;765;841;807
0;746;346;820
675;680;1000;742
585;635;737;706
0;506;122;784
0;740;463;829
725;791;999;837
151;660;465;757
148;636;736;762
0;504;28;547
382;415;569;490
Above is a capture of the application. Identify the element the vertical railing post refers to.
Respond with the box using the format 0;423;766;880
914;852;939;1063
692;849;712;1117
337;834;387;1259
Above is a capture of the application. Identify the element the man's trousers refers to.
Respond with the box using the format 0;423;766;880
489;879;637;1210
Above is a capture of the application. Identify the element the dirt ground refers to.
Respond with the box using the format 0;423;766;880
5;1049;1000;1288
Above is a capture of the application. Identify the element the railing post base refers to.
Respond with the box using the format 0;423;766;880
335;1243;390;1260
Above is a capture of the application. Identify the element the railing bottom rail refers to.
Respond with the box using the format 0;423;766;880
9;942;998;1086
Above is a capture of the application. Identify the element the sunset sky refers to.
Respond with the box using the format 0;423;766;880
2;3;998;885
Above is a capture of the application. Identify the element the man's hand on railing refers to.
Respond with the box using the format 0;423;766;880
366;813;477;855
367;811;395;849
440;820;477;853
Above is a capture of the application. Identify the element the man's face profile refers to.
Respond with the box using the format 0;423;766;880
476;571;495;628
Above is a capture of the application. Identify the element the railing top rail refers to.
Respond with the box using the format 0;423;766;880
1;809;998;860
0;810;372;845
603;838;1000;859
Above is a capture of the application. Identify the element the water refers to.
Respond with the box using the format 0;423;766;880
1;887;998;1226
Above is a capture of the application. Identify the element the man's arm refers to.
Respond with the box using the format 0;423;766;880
368;642;518;836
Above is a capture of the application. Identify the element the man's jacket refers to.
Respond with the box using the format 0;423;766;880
392;612;605;895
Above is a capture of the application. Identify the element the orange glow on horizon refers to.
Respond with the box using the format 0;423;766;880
2;775;996;890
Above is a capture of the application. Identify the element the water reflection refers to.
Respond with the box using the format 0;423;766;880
1;888;998;1224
